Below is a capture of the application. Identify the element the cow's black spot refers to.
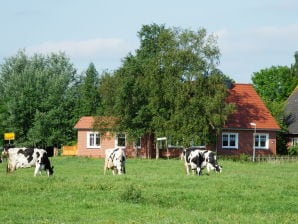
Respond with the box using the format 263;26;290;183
17;148;34;163
40;152;54;175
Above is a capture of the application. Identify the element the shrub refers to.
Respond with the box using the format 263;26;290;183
120;185;143;203
288;145;298;155
239;153;250;162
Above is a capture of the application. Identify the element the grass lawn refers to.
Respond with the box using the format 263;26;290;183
0;156;297;224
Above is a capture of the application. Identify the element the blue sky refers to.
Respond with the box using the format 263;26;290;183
1;0;298;83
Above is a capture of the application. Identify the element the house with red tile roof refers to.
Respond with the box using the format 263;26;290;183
73;83;280;158
217;84;280;156
74;116;148;157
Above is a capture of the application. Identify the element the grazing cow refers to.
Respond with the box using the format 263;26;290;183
182;147;204;175
6;148;54;177
183;147;222;176
104;148;126;175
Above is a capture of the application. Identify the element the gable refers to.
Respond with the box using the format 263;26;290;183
225;84;280;130
74;116;118;130
74;116;94;130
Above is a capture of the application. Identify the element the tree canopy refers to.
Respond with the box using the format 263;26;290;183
0;51;79;147
98;24;233;147
252;53;298;121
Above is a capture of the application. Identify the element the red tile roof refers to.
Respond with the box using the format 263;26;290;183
74;116;118;130
225;84;280;130
75;84;280;131
74;116;94;129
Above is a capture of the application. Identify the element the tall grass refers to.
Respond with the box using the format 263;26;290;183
0;157;297;224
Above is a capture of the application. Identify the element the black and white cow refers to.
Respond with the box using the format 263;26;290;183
104;148;126;175
182;147;222;176
6;147;54;177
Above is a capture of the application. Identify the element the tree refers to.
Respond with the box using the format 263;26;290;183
0;51;79;147
97;24;233;152
75;63;100;116
97;70;119;116
252;55;298;120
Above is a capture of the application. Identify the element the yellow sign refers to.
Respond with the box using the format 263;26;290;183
4;132;15;140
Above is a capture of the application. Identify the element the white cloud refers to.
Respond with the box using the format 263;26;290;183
26;38;139;71
27;38;134;59
217;23;298;55
216;24;298;83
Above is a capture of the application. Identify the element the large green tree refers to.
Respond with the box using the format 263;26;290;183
100;24;233;150
0;51;79;147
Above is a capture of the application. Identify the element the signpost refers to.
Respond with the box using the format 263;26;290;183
4;132;15;145
4;132;15;141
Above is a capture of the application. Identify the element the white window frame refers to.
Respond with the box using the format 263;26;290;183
222;132;238;149
87;132;100;149
254;133;269;150
115;133;126;148
291;137;298;146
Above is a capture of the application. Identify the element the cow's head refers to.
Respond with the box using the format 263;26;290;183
215;164;223;173
48;166;54;176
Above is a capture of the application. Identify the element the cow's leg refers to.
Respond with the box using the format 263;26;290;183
196;167;202;176
6;163;10;173
206;163;212;175
104;159;108;175
34;164;41;176
185;163;190;175
7;161;15;173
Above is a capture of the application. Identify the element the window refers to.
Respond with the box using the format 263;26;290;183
222;133;238;149
254;133;269;149
87;132;100;148
135;137;141;148
291;137;298;146
116;133;126;147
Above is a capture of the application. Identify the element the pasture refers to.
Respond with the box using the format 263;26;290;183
0;157;297;224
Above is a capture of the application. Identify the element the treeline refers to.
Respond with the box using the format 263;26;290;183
1;24;297;148
0;50;114;147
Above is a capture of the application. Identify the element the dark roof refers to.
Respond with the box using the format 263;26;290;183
225;84;280;130
284;86;298;134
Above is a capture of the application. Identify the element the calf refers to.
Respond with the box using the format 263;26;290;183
104;148;126;175
6;147;54;177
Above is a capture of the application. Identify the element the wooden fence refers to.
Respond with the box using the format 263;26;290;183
62;145;77;156
249;155;298;163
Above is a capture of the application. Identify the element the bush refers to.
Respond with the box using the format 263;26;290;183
120;185;143;203
288;145;298;155
239;153;250;162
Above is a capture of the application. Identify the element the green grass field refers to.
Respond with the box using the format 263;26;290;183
0;157;297;224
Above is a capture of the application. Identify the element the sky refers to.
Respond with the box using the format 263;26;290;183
1;0;298;83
